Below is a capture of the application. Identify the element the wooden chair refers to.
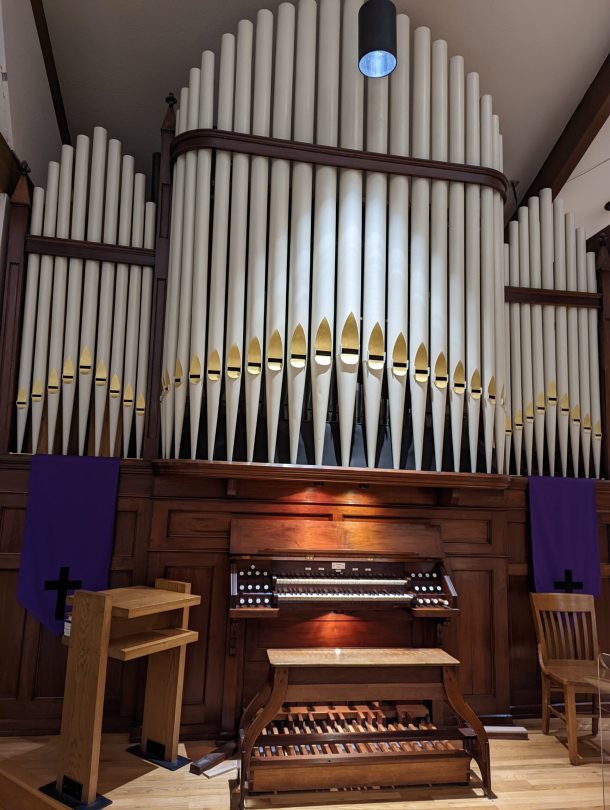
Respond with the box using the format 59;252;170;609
530;592;599;764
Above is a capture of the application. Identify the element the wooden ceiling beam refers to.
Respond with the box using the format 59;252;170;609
30;0;71;145
520;52;610;203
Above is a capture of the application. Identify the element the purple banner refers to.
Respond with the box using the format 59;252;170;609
17;455;120;635
529;476;600;596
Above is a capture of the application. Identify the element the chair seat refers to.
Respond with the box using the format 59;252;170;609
544;660;598;688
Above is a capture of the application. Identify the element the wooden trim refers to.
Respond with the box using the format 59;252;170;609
143;95;176;460
30;0;71;145
0;133;23;196
152;459;511;489
521;53;610;202
598;242;610;478
25;235;156;266
172;129;510;200
504;286;601;309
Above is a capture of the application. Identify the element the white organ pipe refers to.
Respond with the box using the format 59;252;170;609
189;51;215;459
480;95;495;473
508;221;522;474
30;160;60;453
310;0;340;466
576;227;591;477
492;116;505;474
15;186;45;453
448;54;465;472
135;202;157;458
122;178;147;457
540;188;557;475
565;212;580;475
363;72;389;468
553;198;569;475
245;13;273;461
587;251;602;478
519;206;534;475
409;26;431;471
92;139;123;456
465;72;481;472
78;127;108;455
287;0;317;464
46;145;74;454
206;36;235;460
528;196;545;475
386;12;409;470
108;170;143;457
265;2;296;462
503;242;512;473
61;134;90;454
429;38;448;472
174;67;201;457
225;22;253;461
163;87;189;457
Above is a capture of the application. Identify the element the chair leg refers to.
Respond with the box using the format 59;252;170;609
564;685;579;765
592;693;599;737
541;675;551;734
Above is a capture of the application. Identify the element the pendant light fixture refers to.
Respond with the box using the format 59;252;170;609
358;0;397;78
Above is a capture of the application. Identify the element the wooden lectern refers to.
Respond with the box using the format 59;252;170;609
41;579;200;809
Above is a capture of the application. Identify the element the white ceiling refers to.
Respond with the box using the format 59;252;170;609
43;0;610;222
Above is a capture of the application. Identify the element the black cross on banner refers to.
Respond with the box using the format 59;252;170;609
553;569;584;594
44;566;82;620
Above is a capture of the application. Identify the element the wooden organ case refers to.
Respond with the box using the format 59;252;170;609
226;518;491;803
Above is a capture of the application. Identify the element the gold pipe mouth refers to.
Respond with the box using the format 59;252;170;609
314;318;332;367
207;349;221;381
189;354;202;384
247;338;262;375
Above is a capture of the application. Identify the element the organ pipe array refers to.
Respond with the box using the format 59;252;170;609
16;130;156;458
15;0;603;478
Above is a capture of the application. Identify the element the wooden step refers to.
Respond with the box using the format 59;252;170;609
108;628;198;661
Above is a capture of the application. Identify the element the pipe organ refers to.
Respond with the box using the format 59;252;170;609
15;131;157;457
10;0;605;478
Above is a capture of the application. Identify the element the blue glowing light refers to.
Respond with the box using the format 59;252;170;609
358;49;397;78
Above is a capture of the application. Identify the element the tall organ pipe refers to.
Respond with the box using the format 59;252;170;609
540;188;557;474
429;39;448;471
77;128;108;456
30;160;60;453
287;0;317;463
61;135;89;453
46;145;74;453
93;140;122;456
587;251;602;478
553;198;569;475
163;87;189;457
386;12;409;470
528;196;545;474
135;202;157;458
576;227;591;477
108;171;143;456
362;69;389;468
15;186;45;452
565;212;580;474
480;95;495;473
206;37;235;459
503;242;512;472
225;23;253;461
310;0;340;466
174;67;202;457
189;51;215;458
448;54;465;471
492;116;505;473
409;26;431;471
508;221;522;474
245;13;273;460
465;72;481;471
519;206;534;475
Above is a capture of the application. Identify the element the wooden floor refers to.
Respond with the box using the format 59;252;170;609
0;721;608;810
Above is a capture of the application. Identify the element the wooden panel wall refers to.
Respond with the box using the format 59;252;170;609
1;456;609;738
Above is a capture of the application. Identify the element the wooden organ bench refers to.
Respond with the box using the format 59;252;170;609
233;647;491;808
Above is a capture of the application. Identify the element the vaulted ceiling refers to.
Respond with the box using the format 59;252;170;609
43;0;610;230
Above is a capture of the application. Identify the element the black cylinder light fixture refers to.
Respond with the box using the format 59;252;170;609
358;0;397;79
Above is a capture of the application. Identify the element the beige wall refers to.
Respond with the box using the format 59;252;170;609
0;0;61;185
